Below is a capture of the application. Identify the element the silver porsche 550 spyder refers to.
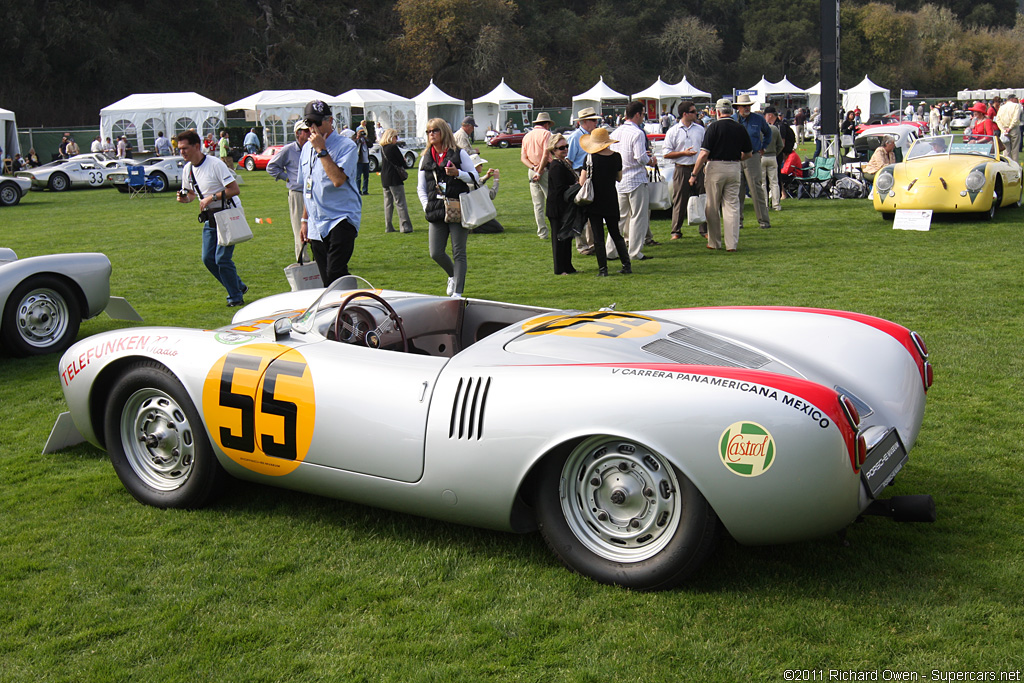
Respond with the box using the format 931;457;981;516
49;277;935;590
1;249;141;356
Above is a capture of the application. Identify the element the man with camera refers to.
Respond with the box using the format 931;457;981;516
175;129;248;307
298;100;361;285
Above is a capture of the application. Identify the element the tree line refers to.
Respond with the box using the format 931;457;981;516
2;0;1021;126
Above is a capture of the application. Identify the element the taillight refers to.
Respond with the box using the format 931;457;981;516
911;331;929;359
924;361;933;390
840;394;860;431
856;432;868;470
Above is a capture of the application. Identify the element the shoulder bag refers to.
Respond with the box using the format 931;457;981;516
647;165;671;211
574;154;594;205
189;166;252;246
460;176;497;229
283;250;321;291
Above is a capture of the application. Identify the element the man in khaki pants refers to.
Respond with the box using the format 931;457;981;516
689;99;752;252
521;112;554;239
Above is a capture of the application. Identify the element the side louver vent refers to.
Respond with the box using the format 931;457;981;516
449;377;492;440
641;327;772;369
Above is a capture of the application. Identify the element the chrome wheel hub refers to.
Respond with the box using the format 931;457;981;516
16;288;68;347
120;388;195;491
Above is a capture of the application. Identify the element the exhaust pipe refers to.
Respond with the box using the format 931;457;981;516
864;495;936;523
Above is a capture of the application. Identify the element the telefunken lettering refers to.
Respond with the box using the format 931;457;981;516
610;368;830;428
61;335;174;386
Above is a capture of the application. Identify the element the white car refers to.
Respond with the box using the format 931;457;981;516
107;156;185;193
69;153;139;170
367;141;422;173
0;175;33;206
15;159;120;192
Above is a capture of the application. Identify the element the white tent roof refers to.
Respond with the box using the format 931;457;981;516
631;77;681;101
100;92;226;151
571;77;627;120
224;90;352;144
412;80;465;141
1;106;20;157
472;79;533;132
765;76;805;95
842;75;891;119
743;76;775;103
336;89;416;139
672;77;711;99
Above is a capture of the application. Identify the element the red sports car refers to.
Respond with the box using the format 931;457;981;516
486;132;527;148
239;146;284;171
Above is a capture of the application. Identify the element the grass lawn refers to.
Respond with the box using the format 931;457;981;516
2;147;1023;682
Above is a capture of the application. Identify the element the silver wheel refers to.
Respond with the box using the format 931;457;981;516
244;157;255;171
15;287;71;349
118;387;196;492
0;182;20;206
560;436;683;563
49;173;69;191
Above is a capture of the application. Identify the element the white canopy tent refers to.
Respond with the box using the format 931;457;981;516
571;77;627;119
412;80;465;140
100;93;226;152
336;89;416;140
1;106;19;159
632;77;686;120
842;76;891;120
672;76;711;100
743;76;776;105
472;79;533;132
805;82;821;111
225;90;351;145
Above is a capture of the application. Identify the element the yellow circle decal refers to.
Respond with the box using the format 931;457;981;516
202;344;316;476
521;312;660;339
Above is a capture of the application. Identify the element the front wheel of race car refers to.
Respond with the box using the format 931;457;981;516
104;361;226;509
368;156;379;173
0;180;21;206
150;172;168;192
49;172;70;192
244;157;256;172
536;436;718;590
0;275;81;356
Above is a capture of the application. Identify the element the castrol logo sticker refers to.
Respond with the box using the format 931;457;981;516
719;421;775;477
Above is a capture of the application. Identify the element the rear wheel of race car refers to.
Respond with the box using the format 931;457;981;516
536;436;718;590
405;152;417;168
104;362;226;509
49;172;70;192
881;212;894;221
499;140;510;148
0;181;21;206
150;172;168;192
368;156;379;173
0;275;81;356
244;157;256;172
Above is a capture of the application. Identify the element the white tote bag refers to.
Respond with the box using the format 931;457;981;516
283;251;321;291
686;193;707;225
648;166;672;211
214;205;253;246
460;184;497;229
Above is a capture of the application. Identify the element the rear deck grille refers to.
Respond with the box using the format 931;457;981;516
449;376;491;440
641;328;772;369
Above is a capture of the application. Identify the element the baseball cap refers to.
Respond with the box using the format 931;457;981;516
303;100;332;124
294;120;310;134
462;116;477;127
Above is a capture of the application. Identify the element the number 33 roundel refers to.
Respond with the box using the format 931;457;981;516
202;344;316;476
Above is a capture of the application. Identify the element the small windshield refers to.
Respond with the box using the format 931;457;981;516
291;275;376;334
907;134;996;160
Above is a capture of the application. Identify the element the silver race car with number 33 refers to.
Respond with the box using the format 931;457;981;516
49;277;935;590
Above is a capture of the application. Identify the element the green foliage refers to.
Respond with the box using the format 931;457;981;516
2;147;1024;679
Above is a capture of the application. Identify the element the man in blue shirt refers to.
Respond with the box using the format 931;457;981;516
298;100;361;285
243;128;260;155
732;95;773;229
566;106;603;255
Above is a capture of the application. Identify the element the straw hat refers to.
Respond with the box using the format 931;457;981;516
533;111;553;124
469;153;488;167
580;127;614;153
575;106;602;121
734;94;755;106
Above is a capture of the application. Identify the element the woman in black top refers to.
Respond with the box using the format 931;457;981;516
544;133;579;275
379;128;414;233
578;128;629;276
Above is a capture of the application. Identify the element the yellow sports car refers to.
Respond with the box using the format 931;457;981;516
873;134;1023;219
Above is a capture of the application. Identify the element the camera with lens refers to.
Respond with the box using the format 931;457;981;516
198;209;213;223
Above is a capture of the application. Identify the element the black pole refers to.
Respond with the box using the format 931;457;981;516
820;0;840;139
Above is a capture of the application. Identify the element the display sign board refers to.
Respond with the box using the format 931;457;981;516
893;209;933;231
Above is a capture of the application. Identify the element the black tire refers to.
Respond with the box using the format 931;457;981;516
1;275;81;356
881;212;894;221
0;181;21;206
103;361;226;509
49;172;70;192
150;172;168;193
368;156;379;173
536;436;718;590
499;140;510;148
244;157;256;172
405;152;417;168
986;180;1002;220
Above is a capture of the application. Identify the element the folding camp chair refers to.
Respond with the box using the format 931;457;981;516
793;157;836;198
126;164;156;198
